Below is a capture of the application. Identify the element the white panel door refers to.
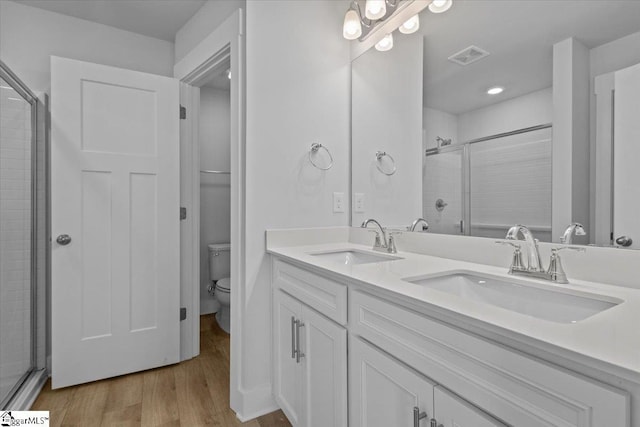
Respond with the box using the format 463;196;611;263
614;62;640;249
434;386;506;427
349;336;435;427
51;56;180;388
300;305;347;427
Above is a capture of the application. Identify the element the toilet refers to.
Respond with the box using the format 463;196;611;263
208;243;231;333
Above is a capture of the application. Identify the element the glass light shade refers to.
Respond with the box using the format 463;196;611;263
428;0;453;13
375;33;394;52
365;0;386;20
343;9;362;40
399;14;420;34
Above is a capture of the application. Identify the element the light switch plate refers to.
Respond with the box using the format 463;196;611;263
333;192;345;213
355;193;365;213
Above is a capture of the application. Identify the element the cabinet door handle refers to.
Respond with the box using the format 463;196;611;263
291;316;297;359
413;406;427;427
295;320;305;363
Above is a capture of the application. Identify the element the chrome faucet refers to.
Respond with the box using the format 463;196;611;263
408;218;429;232
505;225;543;272
498;224;585;284
361;219;398;253
560;223;586;244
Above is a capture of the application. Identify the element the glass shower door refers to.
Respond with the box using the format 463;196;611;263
468;127;552;241
0;74;34;407
423;147;467;235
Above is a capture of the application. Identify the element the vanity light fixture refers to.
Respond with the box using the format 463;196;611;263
398;14;420;34
487;86;504;95
428;0;453;14
365;0;387;20
375;33;394;51
343;5;363;40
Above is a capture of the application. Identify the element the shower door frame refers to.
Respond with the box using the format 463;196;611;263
0;60;40;409
424;123;553;239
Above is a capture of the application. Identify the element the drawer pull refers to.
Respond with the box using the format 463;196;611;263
295;320;305;363
413;406;427;427
291;316;297;359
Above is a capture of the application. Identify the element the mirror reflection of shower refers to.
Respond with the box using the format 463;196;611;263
436;136;452;148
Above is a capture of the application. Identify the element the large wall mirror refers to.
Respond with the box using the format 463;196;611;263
351;0;640;248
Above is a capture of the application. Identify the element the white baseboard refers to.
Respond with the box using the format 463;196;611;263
233;383;279;422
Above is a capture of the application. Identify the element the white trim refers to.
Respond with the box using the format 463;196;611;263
233;384;280;422
174;8;256;419
179;83;201;361
593;72;615;246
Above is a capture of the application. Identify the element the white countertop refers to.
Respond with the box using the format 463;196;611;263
267;239;640;383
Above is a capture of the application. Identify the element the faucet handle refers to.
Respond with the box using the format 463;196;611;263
495;240;521;249
547;246;584;284
496;241;525;272
368;229;382;247
387;232;401;254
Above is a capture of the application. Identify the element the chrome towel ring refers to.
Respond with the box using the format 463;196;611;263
375;151;396;176
309;143;333;170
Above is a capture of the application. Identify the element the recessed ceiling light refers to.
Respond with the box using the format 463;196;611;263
487;86;504;95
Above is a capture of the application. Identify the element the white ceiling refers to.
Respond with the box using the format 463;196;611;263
13;0;207;41
419;0;640;114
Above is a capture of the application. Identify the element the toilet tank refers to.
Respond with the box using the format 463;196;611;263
208;243;231;281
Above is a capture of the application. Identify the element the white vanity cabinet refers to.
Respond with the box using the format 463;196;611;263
272;260;348;427
350;290;629;427
349;336;436;427
433;386;508;427
270;256;630;427
350;336;505;427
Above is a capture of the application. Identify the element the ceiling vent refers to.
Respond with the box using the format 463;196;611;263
447;45;490;66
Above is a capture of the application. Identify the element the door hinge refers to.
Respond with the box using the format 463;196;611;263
180;105;186;120
180;207;187;220
180;307;187;321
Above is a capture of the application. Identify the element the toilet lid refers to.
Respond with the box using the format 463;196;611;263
217;277;231;291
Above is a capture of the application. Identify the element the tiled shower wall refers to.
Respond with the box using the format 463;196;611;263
0;81;32;401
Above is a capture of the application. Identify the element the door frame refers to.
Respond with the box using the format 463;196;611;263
173;8;246;418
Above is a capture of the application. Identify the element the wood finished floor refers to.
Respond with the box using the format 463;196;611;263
32;315;291;427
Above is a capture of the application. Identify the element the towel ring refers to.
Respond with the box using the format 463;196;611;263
309;143;333;170
375;151;396;176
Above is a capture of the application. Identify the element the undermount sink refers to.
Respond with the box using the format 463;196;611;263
404;272;622;323
309;249;402;265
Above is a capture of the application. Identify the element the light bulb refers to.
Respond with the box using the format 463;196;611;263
399;14;420;34
428;0;452;13
487;86;504;95
375;33;394;52
365;0;386;20
227;69;231;80
343;9;362;40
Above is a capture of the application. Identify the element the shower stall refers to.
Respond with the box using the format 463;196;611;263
0;60;47;409
423;125;553;242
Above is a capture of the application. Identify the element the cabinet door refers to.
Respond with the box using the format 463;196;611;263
350;336;435;427
300;305;348;427
434;386;506;427
273;290;302;425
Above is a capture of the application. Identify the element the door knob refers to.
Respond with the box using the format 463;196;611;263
56;234;72;245
615;236;632;247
